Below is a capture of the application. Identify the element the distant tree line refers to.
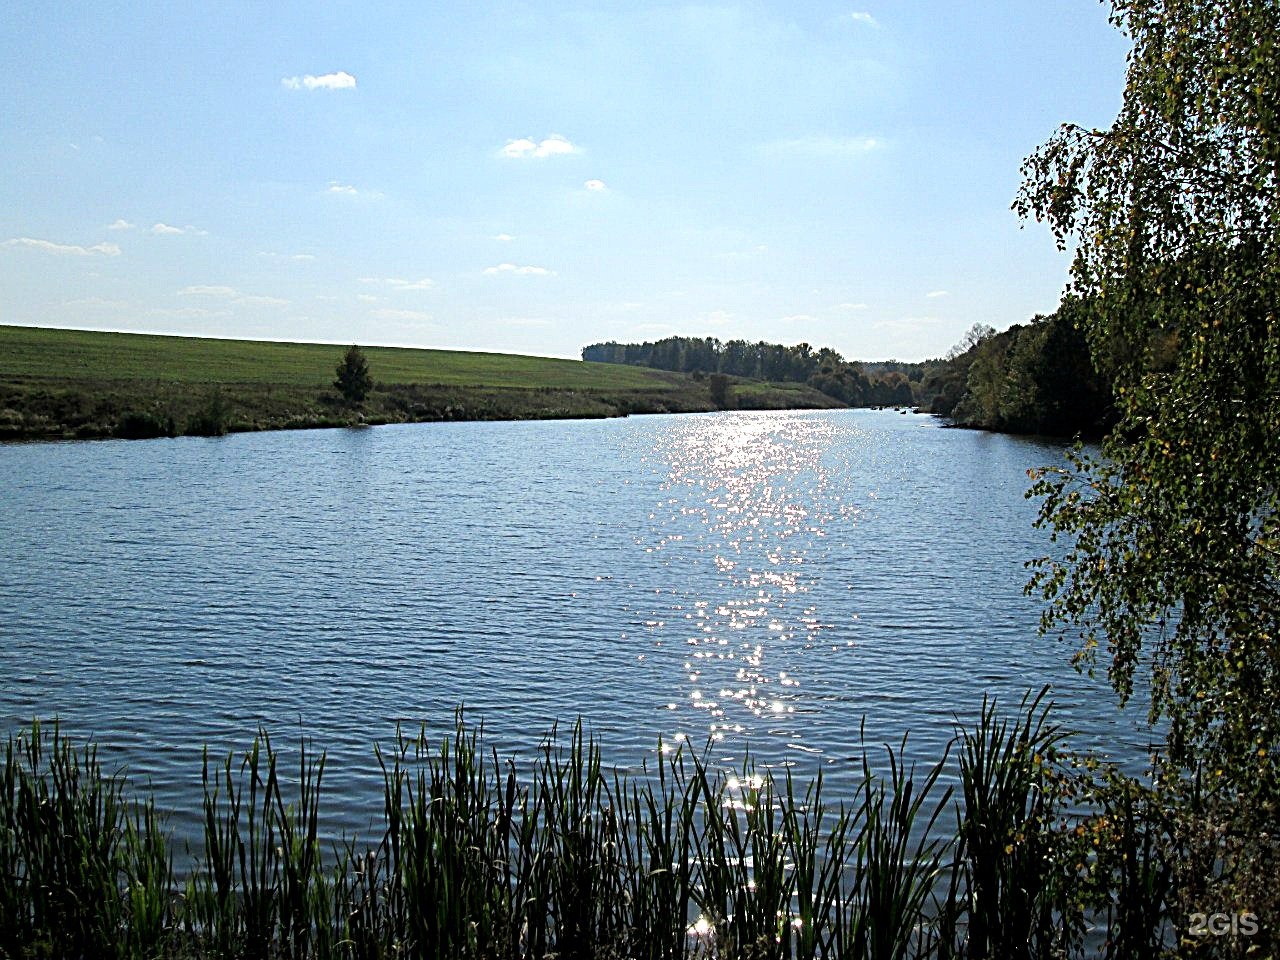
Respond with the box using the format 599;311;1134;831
581;337;917;407
583;307;1115;438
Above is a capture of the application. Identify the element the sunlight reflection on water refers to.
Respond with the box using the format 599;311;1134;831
0;409;1155;844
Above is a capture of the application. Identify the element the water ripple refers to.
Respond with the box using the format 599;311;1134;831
0;411;1156;845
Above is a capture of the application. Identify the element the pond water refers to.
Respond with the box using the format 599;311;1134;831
0;409;1155;842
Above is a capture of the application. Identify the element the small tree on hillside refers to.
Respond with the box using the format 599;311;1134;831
709;373;731;409
334;345;373;406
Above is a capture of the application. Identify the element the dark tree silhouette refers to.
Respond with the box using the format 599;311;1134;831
334;345;373;406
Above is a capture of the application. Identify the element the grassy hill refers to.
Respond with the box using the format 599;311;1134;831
0;326;843;441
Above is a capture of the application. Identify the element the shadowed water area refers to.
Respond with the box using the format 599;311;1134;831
0;409;1155;845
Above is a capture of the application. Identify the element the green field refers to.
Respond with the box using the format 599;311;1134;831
0;325;842;440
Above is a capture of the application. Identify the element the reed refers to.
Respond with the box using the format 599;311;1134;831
0;697;1189;959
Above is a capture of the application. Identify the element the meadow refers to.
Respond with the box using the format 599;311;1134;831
0;325;840;441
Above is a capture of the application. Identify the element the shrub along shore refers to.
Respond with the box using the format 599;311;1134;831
3;692;1263;959
0;325;842;442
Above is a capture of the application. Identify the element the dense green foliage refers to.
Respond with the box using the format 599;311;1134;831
1016;0;1280;938
1017;0;1279;776
333;345;373;407
583;337;918;408
925;307;1113;437
585;322;1114;438
5;695;1255;959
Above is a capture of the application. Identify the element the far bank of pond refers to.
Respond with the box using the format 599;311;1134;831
0;324;842;441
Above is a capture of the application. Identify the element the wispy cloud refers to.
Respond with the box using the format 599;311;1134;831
179;285;239;298
151;222;206;236
761;136;883;159
64;297;129;308
107;219;134;231
838;302;870;310
359;276;434;291
874;315;946;332
926;290;949;298
371;308;433;323
483;262;555;276
499;135;579;159
179;285;289;307
260;251;316;262
716;244;769;261
780;314;818;323
493;233;515;242
584;179;607;192
148;306;229;320
849;11;878;26
499;317;553;327
2;237;120;256
326;181;383;199
282;71;356;91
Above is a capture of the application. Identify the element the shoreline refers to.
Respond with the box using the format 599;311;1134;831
0;324;845;443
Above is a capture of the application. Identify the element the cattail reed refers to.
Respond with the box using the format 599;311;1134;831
0;694;1182;958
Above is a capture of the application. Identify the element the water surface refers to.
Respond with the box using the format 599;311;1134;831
0;409;1152;841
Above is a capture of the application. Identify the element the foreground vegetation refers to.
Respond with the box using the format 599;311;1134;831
5;692;1271;960
0;326;840;441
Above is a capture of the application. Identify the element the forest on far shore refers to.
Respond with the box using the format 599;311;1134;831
582;296;1116;438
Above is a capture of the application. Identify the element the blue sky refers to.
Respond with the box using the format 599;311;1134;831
0;1;1130;361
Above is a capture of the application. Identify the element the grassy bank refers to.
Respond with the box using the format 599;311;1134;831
2;693;1246;959
0;326;843;441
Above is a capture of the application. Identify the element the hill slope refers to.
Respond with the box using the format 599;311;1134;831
0;326;843;441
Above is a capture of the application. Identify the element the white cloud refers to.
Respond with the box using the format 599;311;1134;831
356;294;381;303
2;237;121;256
499;134;579;159
64;297;129;308
761;136;883;158
500;317;553;327
359;276;434;291
483;262;555;276
371;308;433;323
326;181;382;199
926;290;949;298
179;285;239;298
282;71;357;91
107;219;134;231
780;314;818;323
838;302;870;310
849;11;878;26
148;306;229;320
584;179;607;191
493;233;515;242
874;315;946;332
260;251;315;262
179;285;288;307
151;222;206;236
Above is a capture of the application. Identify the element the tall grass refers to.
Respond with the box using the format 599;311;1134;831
0;696;1189;959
